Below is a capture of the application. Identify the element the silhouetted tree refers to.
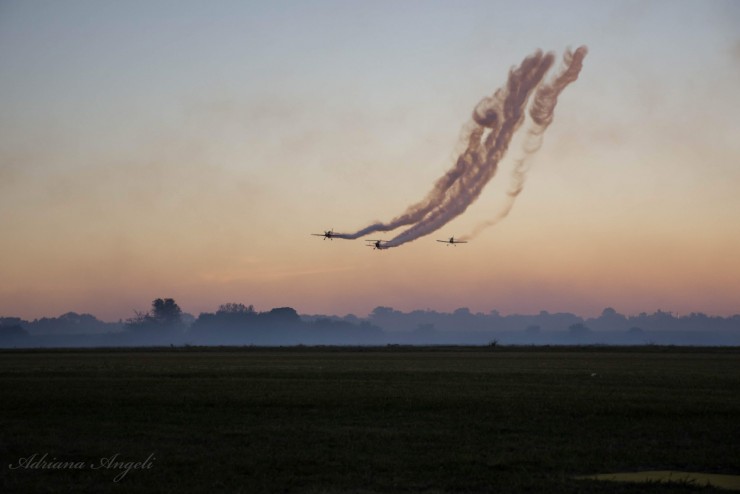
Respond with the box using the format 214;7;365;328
0;317;25;328
31;312;110;334
217;303;255;315
151;298;182;326
262;307;300;325
125;298;183;331
125;310;151;331
588;307;629;332
190;303;260;344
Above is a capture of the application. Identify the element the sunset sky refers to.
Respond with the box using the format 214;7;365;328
2;0;739;321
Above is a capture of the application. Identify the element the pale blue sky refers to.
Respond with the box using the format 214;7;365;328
3;1;735;135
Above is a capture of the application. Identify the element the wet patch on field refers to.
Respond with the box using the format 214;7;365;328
576;471;740;491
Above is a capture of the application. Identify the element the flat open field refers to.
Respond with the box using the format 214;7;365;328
1;346;739;493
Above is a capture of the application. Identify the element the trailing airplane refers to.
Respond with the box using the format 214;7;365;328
436;236;467;246
311;229;337;240
365;240;389;250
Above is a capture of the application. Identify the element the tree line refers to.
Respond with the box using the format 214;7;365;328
2;299;740;347
0;298;383;347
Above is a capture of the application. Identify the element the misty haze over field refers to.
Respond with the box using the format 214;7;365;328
2;300;739;348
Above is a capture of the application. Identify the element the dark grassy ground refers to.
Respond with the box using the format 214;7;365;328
1;346;739;493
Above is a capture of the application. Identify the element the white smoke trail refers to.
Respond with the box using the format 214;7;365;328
333;46;587;247
383;50;556;248
460;46;588;241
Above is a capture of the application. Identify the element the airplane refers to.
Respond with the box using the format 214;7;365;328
436;236;468;246
311;229;337;240
365;239;389;250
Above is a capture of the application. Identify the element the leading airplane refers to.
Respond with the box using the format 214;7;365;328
436;236;468;246
311;229;338;240
365;240;389;250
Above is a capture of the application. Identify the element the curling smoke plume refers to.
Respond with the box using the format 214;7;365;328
334;46;587;247
461;45;588;240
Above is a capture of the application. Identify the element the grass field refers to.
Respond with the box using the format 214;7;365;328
1;346;739;493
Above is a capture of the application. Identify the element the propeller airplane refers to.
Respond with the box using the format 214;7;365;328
311;229;338;240
436;236;467;246
365;239;389;250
